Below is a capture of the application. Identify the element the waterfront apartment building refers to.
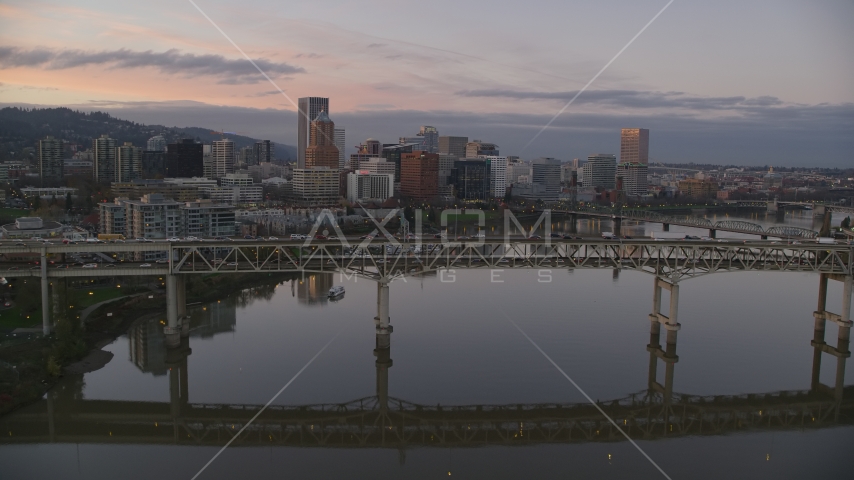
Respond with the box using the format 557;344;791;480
291;167;340;206
116;142;143;182
400;152;439;201
346;171;394;204
616;162;649;197
438;136;468;157
93;134;117;184
122;194;182;239
297;96;329;168
181;200;236;238
304;111;340;170
38;136;63;183
165;139;203;178
620;128;649;165
583;154;617;189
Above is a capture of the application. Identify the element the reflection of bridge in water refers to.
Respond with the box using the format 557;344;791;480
2;275;852;448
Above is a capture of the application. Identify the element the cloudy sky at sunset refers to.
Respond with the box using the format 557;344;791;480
1;0;852;166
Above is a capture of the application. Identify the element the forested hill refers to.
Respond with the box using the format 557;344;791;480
0;107;295;162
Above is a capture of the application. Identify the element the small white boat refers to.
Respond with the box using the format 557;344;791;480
328;285;345;297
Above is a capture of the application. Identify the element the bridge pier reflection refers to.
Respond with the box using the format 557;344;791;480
164;275;190;347
166;338;191;441
811;273;852;406
647;278;680;406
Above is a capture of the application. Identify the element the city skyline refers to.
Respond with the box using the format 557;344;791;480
0;1;852;166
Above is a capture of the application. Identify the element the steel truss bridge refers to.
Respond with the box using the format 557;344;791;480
552;207;821;238
0;239;850;283
3;388;851;448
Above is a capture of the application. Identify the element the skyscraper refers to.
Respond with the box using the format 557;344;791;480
418;126;439;153
620;128;649;165
38;136;63;184
116;142;143;182
583;154;617;189
400;152;439;201
297;97;329;168
253;140;274;165
531;158;561;201
165;139;203;178
211;139;235;178
334;127;346;170
616;162;649;197
481;155;507;198
93;134;117;184
438;136;468;157
304;110;340;170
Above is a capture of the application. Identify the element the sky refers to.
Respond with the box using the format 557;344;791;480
1;0;852;166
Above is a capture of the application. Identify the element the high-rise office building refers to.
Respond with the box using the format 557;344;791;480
400;152;439;201
481;155;507;198
465;140;499;158
297;97;329;168
620;128;649;165
531;158;562;201
211;139;235;178
291;167;340;205
583;154;617;189
38;136;63;183
438;154;457;196
116;142;143;182
142;151;166;178
418;126;439;153
438;136;468;157
93;134;117;184
253;140;274;166
616;162;649;197
146;135;167;152
165;139;203;178
334;127;346;170
304;110;340;170
451;159;490;200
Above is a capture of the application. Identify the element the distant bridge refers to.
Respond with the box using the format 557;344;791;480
551;207;820;238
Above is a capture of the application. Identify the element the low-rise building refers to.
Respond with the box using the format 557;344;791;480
291;168;340;206
19;187;78;200
347;171;394;204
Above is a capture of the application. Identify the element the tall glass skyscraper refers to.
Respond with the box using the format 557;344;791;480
297;97;329;168
620;128;649;164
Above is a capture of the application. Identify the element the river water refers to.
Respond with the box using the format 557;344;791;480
1;210;852;479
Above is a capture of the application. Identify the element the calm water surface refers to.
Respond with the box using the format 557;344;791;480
1;210;852;479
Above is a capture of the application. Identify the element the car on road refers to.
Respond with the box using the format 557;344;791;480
15;242;25;246
167;237;181;242
8;266;19;271
104;264;116;268
185;236;200;241
29;266;40;270
243;235;254;239
226;262;238;266
139;263;152;268
155;259;169;264
359;235;373;240
457;235;470;240
315;234;327;240
528;235;542;240
267;236;279;241
82;263;98;268
55;264;69;269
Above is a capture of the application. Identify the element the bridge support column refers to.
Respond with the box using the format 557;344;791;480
569;214;577;234
810;274;852;403
760;235;768;240
662;223;670;232
374;281;393;413
164;275;180;348
708;229;716;238
176;276;189;336
40;248;50;335
613;217;622;236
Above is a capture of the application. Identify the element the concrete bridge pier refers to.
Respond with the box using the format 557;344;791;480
810;274;852;403
40;248;50;335
613;217;622;236
662;223;670;232
374;281;393;412
708;229;716;238
164;275;181;348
